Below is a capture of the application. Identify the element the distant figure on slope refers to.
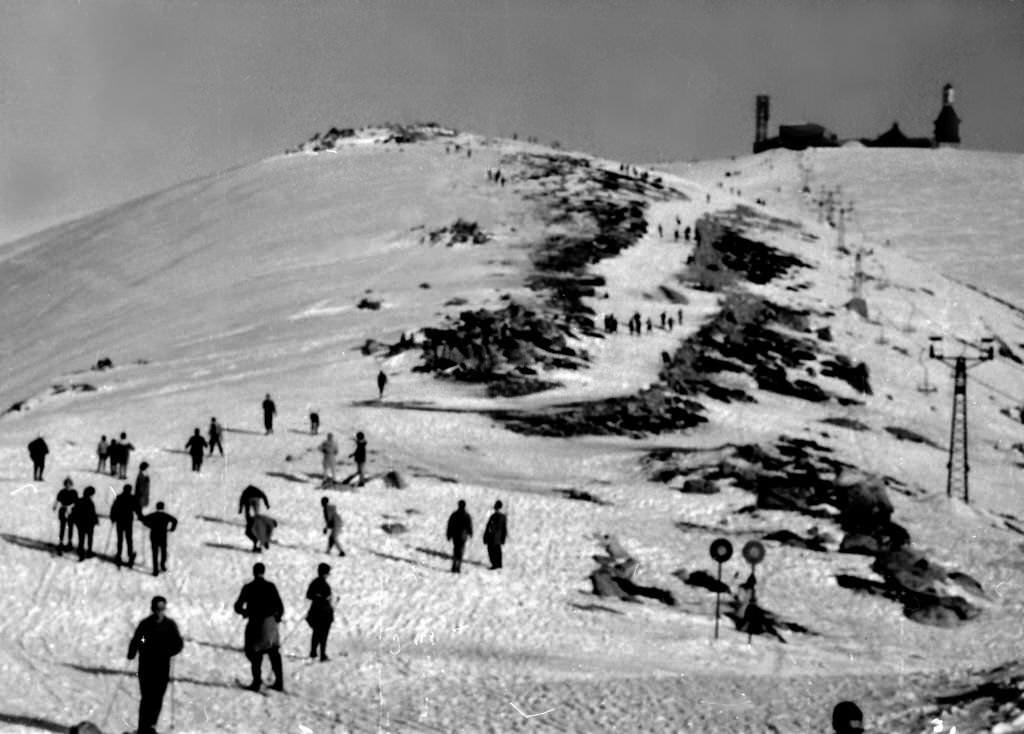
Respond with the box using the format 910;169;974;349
234;562;285;693
262;394;277;435
134;462;151;517
319;432;339;483
677;308;683;324
71;486;99;561
239;485;270;522
96;435;109;473
309;410;320;435
684;226;691;241
305;563;334;661
667;317;674;330
831;701;865;734
53;477;78;551
142;501;178;577
208;417;224;456
107;435;121;477
28;435;48;481
110;484;138;569
673;229;679;241
659;312;666;329
446;499;473;574
646;318;653;333
482;500;508;570
127;596;183;734
117;432;135;480
185;428;207;473
247;514;278;553
657;224;663;238
320;497;345;556
377;369;388;400
342;431;367;487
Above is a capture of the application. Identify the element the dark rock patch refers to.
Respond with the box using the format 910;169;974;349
673;569;731;594
884;426;943;450
555;488;611;505
820;416;870;431
425;219;490;247
381;523;408;535
762;529;827;552
357;297;382;310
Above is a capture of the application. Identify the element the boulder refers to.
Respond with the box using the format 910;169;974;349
839;533;880;555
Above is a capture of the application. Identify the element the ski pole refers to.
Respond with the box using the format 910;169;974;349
102;519;114;557
100;659;130;731
170;657;176;731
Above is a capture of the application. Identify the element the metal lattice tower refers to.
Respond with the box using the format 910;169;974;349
929;337;994;503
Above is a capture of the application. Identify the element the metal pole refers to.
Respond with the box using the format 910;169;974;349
747;570;757;645
713;562;722;640
170;657;176;731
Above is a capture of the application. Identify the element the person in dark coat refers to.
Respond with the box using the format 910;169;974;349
118;432;135;480
107;436;121;477
446;500;473;573
28;436;48;481
309;410;320;435
832;701;865;734
320;497;345;556
262;394;276;435
376;370;388;400
72;486;99;561
127;596;183;734
234;563;285;692
342;431;367;486
96;435;109;473
208;417;224;456
483;500;508;570
246;514;277;553
52;477;78;551
110;484;138;569
134;462;151;518
305;563;334;661
239;485;270;522
185;428;207;472
142;502;178;577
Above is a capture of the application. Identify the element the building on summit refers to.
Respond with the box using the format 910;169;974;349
753;84;961;153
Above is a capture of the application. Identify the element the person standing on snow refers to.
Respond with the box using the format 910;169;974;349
107;435;121;478
185;428;207;473
262;394;277;435
320;497;345;556
342;431;368;486
376;370;388;400
52;477;78;551
96;435;110;474
234;562;285;693
446;500;473;574
305;563;334;661
127;595;183;734
110;484;138;569
309;410;320;435
246;514;278;553
142;502;178;577
238;485;270;522
208;417;224;456
28;435;49;481
134;462;151;518
319;432;339;483
71;486;99;561
117;432;135;480
483;500;508;570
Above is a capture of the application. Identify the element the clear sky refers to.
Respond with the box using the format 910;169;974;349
2;0;1022;245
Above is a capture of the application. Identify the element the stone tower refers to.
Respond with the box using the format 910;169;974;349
754;95;770;153
933;83;961;147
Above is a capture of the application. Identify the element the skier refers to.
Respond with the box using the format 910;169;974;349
27;435;48;481
234;562;285;692
142;501;178;577
445;499;473;574
262;394;277;435
482;500;508;570
238;485;270;522
309;410;320;435
342;431;367;487
52;477;78;551
305;563;334;661
185;428;207;473
107;435;121;478
319;432;339;483
831;701;865;734
96;435;109;473
247;514;277;553
134;462;151;518
127;596;183;734
208;417;224;456
117;432;135;480
71;486;99;561
320;497;345;556
110;484;138;569
376;369;388;400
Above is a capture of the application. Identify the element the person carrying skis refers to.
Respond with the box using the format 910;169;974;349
142;501;178;577
262;394;277;435
110;484;138;569
27;435;48;481
53;477;78;551
127;595;183;734
96;435;109;473
320;497;345;556
234;562;285;692
134;462;151;517
238;485;270;522
208;417;224;456
305;563;334;661
483;500;508;570
185;428;207;473
446;499;473;573
319;432;339;483
376;370;388;400
71;486;99;561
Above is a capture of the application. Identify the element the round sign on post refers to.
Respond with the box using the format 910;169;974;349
742;540;766;566
709;538;733;563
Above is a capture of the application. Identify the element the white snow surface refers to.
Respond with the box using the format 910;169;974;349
1;137;1023;733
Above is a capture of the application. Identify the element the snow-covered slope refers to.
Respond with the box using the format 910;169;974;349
2;131;1024;733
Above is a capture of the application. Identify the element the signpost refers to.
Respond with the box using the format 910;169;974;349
741;540;766;644
709;538;733;640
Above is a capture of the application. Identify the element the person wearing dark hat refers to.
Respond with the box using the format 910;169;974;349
127;596;183;734
445;500;473;573
305;563;334;661
832;701;865;734
185;428;207;473
134;462;151;518
483;500;508;570
71;486;99;561
53;477;78;551
208;417;224;456
142;501;178;576
262;394;277;435
234;562;285;692
27;435;48;481
110;484;138;569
